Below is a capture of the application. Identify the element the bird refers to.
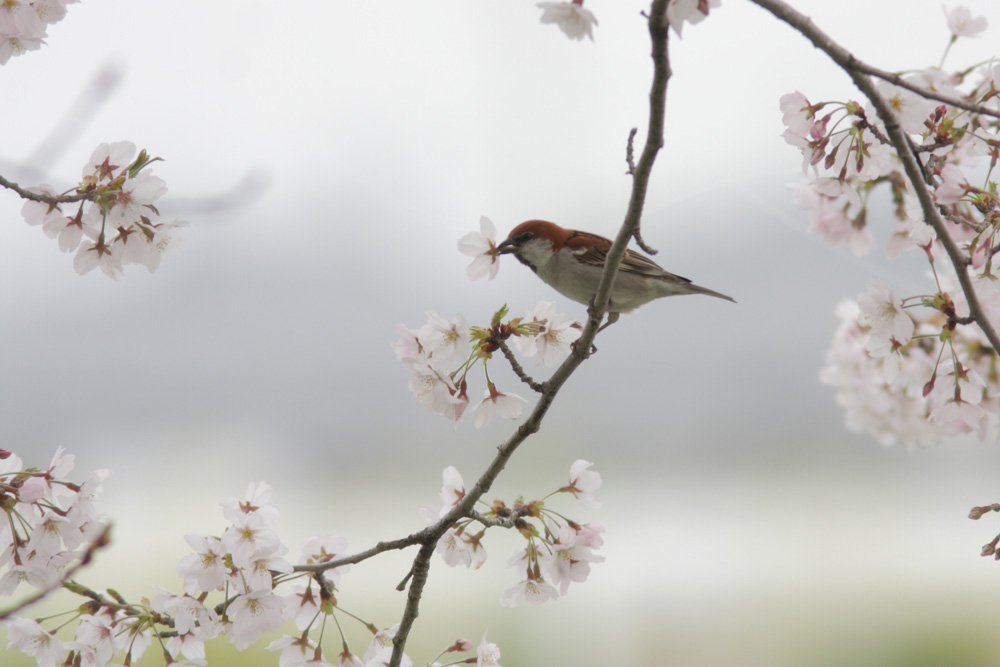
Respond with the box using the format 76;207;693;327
497;220;735;328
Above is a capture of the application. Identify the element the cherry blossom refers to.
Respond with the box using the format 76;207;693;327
156;594;219;642
945;5;987;38
562;459;602;508
222;481;281;525
934;163;968;205
19;142;186;278
228;591;288;650
927;361;987;433
4;618;66;667
82;141;136;184
440;466;466;507
391;324;425;369
499;577;559;608
856;281;914;357
417;310;472;368
115;615;152;663
539;525;604;595
779;91;815;139
363;624;413;667
72;615;119;666
18;476;47;504
811;176;861;209
536;2;598;41
407;361;467;417
73;231;125;280
177;534;228;595
458;216;502;281
299;534;350;584
221;512;282;568
820;301;947;447
266;635;320;667
667;0;721;37
792;184;874;257
238;543;294;594
436;526;487;569
472;384;528;428
477;632;502;667
284;582;322;632
0;0;75;64
872;81;935;134
512;301;582;367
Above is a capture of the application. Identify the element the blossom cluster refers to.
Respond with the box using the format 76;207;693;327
0;0;76;65
393;301;581;427
396;219;583;429
782;6;1000;445
21;141;187;280
0;448;108;603
430;460;604;608
394;216;582;428
1;453;506;667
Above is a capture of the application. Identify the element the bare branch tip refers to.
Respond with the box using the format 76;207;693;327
625;127;639;175
633;228;658;255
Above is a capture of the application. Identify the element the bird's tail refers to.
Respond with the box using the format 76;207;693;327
688;283;737;303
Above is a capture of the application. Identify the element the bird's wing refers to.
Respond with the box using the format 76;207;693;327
564;231;693;284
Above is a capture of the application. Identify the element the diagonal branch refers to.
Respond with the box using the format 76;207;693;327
383;3;674;665
293;4;674;664
750;0;1000;355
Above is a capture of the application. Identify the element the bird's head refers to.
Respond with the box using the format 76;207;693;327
497;220;569;271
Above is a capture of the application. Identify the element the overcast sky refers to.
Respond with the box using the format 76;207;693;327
3;1;1000;665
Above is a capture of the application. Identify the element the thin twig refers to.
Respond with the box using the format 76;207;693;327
853;59;1000;120
497;339;545;393
633;226;659;256
0;174;89;205
946;211;989;234
466;510;520;528
295;534;427;574
625;127;638;175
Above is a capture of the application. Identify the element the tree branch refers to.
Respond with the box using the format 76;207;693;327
746;1;998;120
390;5;673;662
750;0;1000;355
382;3;677;664
589;0;672;326
0;174;89;205
293;4;675;663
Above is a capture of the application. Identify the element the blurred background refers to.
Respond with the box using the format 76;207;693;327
3;1;1000;665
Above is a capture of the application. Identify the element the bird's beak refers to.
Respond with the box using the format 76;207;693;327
496;238;516;254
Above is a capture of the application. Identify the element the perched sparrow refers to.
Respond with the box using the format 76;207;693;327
497;220;735;326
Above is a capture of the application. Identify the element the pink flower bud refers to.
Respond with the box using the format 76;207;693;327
19;477;48;503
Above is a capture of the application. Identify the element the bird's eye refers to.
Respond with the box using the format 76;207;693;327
515;232;533;243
